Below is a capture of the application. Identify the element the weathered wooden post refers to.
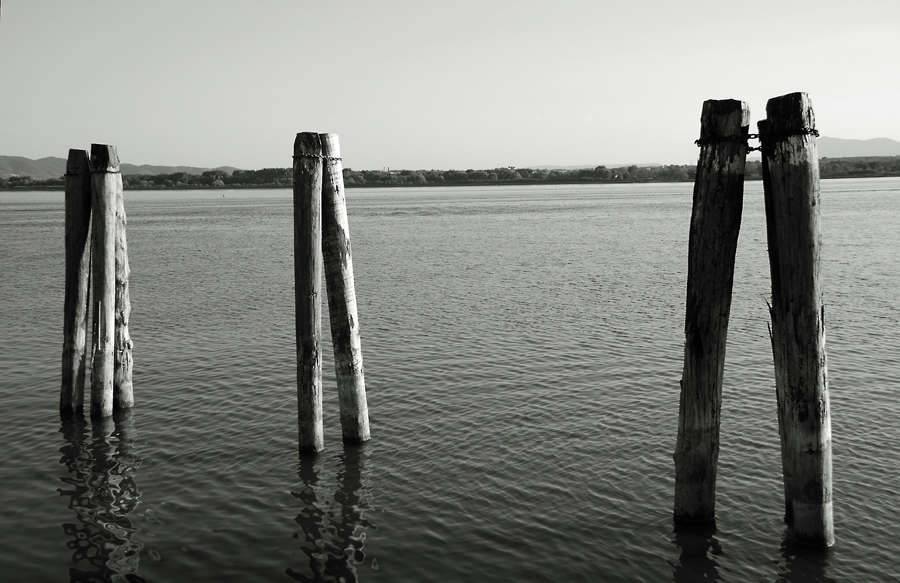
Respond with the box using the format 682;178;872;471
294;133;325;453
759;92;834;547
114;167;134;409
674;99;749;522
320;133;371;444
61;149;92;415
89;144;118;418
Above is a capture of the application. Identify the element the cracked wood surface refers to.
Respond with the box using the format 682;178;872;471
89;144;118;418
114;162;134;409
760;92;833;547
674;99;748;523
61;150;92;415
321;133;371;444
294;132;325;453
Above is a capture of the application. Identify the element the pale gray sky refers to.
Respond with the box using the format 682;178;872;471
2;0;898;170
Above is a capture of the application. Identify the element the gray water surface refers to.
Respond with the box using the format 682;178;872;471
1;179;898;581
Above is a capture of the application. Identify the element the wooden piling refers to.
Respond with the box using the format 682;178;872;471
759;92;833;547
114;166;134;409
294;133;325;453
320;133;371;444
89;144;118;418
674;99;749;522
61;150;93;415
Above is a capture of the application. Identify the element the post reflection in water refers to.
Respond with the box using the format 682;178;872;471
670;521;722;582
775;526;836;583
287;444;377;583
58;409;146;583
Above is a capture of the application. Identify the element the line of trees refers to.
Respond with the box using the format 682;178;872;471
3;157;899;190
818;156;900;178
342;164;703;186
123;168;292;188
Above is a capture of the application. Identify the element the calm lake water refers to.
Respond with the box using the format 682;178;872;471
1;179;899;582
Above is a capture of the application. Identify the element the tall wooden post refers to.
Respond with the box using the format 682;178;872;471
294;133;325;453
114;168;134;409
61;149;92;415
320;133;371;444
90;144;118;418
759;92;834;547
674;99;749;522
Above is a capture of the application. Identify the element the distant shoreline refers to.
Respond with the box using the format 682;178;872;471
3;156;899;191
5;173;900;192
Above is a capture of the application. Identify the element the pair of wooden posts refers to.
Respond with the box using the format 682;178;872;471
293;133;370;453
674;92;833;547
61;144;134;418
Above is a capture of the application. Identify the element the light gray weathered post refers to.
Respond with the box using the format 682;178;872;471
320;133;371;444
61;149;92;415
90;144;118;418
294;133;325;453
759;92;834;547
674;99;749;522
114;155;134;409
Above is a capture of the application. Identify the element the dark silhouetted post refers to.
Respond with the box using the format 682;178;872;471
61;149;92;415
320;133;371;444
114;168;134;409
674;99;749;522
90;144;118;418
759;92;833;547
294;133;325;453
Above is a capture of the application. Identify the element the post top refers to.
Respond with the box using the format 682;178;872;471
90;144;120;172
764;92;815;133
699;99;750;140
66;149;90;175
294;132;323;157
319;133;341;159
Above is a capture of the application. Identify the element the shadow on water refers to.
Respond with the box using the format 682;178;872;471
774;525;836;583
669;520;723;582
287;443;377;583
58;409;147;583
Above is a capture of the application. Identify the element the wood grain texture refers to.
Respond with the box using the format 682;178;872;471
674;100;749;522
321;133;371;444
294;133;325;453
61;149;92;415
90;144;118;418
760;92;834;547
114;170;134;409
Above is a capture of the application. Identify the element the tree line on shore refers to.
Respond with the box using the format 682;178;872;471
3;156;900;190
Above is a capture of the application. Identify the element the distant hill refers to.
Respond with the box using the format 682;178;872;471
0;155;240;179
0;156;67;180
4;138;900;179
818;137;900;158
121;163;241;176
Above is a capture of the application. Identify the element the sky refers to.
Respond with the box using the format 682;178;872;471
1;0;899;170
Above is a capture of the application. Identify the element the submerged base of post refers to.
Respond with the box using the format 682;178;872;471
298;417;324;454
792;500;834;547
673;439;718;523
